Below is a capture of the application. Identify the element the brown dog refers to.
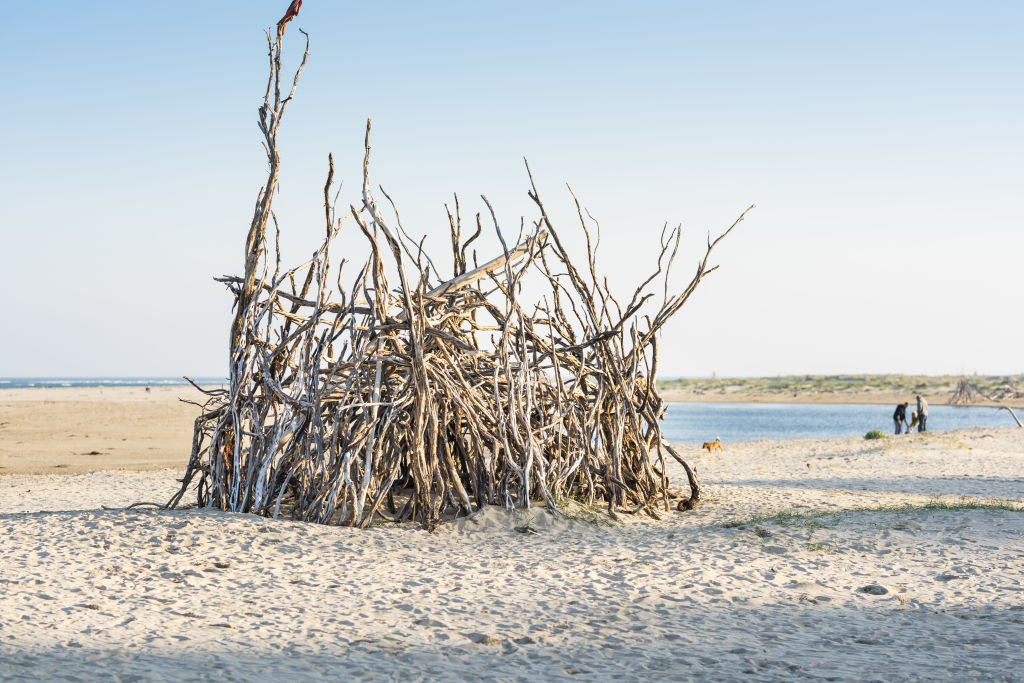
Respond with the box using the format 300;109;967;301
702;437;722;453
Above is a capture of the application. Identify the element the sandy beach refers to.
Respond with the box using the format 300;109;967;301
1;389;1023;680
0;386;200;475
6;0;1022;679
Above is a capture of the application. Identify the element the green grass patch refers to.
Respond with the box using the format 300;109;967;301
721;499;1023;530
552;496;617;527
802;542;836;553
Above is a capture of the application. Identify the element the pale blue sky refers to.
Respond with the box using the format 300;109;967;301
2;1;1021;377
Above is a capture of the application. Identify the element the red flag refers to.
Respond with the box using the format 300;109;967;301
277;0;302;37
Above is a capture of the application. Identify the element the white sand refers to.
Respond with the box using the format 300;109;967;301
1;427;1022;680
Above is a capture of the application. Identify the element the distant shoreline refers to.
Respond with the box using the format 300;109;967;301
658;373;1024;409
2;377;1021;409
0;377;225;390
659;390;1024;409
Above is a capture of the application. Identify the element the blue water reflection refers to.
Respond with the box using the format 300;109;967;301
661;402;1017;444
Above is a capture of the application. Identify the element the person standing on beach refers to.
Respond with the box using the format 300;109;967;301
916;395;928;432
893;402;910;434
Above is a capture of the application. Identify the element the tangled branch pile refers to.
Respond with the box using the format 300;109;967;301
988;378;1024;402
949;376;983;405
168;32;750;529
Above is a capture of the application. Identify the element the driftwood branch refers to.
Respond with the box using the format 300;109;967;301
1002;406;1023;428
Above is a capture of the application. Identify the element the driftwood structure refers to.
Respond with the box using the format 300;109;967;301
168;29;751;529
950;376;982;406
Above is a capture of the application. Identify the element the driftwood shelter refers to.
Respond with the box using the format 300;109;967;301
167;26;752;529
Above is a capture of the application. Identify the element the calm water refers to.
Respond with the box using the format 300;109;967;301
661;402;1018;444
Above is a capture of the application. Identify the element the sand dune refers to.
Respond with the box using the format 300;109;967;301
1;426;1022;680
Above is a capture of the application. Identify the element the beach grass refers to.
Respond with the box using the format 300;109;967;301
657;373;1024;403
721;498;1024;529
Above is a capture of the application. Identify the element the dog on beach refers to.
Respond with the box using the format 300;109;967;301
702;437;722;453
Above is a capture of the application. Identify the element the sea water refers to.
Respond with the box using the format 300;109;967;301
660;402;1018;444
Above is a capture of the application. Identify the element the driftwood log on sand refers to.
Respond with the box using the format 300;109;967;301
167;27;751;529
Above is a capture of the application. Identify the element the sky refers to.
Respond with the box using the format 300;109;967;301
1;1;1021;378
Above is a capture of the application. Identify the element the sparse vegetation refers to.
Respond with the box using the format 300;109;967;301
721;499;1023;529
658;374;1024;405
553;495;618;527
864;430;886;440
802;542;836;553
